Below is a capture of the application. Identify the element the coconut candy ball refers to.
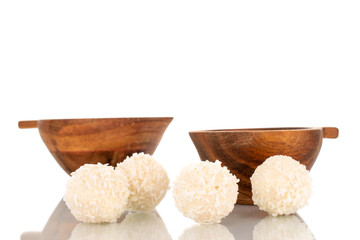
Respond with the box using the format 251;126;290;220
64;163;129;223
173;160;239;224
116;152;170;212
251;155;312;216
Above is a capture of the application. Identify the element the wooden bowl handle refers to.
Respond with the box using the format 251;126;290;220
322;127;339;139
18;120;38;129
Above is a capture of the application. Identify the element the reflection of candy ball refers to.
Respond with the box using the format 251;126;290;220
179;224;235;240
119;212;171;240
69;223;121;240
69;212;171;240
173;160;239;224
251;155;312;216
253;215;315;240
64;163;129;223
116;153;170;212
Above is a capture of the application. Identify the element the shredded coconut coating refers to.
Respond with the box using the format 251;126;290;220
64;163;129;223
251;155;312;216
116;153;170;212
253;215;315;240
173;160;239;224
179;224;235;240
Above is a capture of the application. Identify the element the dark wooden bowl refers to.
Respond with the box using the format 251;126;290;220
19;117;173;175
189;127;338;205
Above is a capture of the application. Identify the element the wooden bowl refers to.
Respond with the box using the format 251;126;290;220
189;127;338;205
19;117;173;175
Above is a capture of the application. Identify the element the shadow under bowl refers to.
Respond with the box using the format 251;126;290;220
189;127;338;205
19;117;173;175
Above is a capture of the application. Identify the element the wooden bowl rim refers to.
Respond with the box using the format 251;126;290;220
189;127;322;133
37;117;173;122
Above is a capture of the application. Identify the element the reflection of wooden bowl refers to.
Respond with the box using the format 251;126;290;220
189;127;338;205
221;204;267;239
21;200;77;240
19;117;173;174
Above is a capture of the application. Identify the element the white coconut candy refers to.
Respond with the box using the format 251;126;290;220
251;155;312;216
116;152;170;212
64;163;129;223
173;160;239;224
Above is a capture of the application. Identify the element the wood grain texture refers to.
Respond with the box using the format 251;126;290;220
19;117;172;175
189;127;338;205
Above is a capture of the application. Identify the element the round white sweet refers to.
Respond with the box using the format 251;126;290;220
116;153;170;212
251;155;312;216
64;163;129;223
173;160;239;224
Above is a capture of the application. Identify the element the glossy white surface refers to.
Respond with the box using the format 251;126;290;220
20;198;314;240
19;189;358;240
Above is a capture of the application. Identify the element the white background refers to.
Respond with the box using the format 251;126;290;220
1;0;359;239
